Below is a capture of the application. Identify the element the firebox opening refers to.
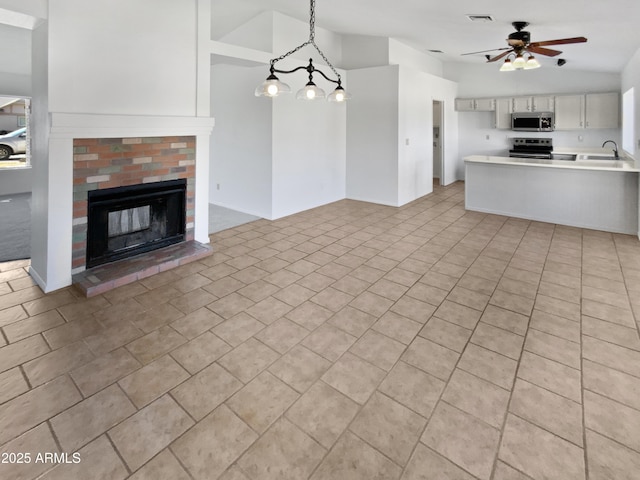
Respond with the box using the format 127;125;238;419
86;179;186;268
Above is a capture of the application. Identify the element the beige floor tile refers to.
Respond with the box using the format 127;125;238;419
286;381;359;448
457;343;517;390
0;304;28;328
582;315;640;351
584;390;640;452
70;347;141;397
490;290;535;317
0;334;50;374
54;295;109;322
0;423;60;480
171;404;258;480
212;312;265;347
406;282;449;307
493;461;535;480
129;449;191;480
446;285;491;311
298;272;339;292
125;325;186;364
371;311;422;345
351;392;426;466
109;394;194;472
83;321;143;356
311;286;355;312
471;322;524;360
245;296;293;325
402;336;459;381
169;307;224;339
170;288;218;314
218;337;280;383
51;384;136;452
421;271;458;291
236;279;280;303
349;330;406;371
328;306;377;337
118;354;189;408
402;443;477;480
585;429;640;480
273;283;317;307
518;351;581;403
509;379;583;446
39;434;129;480
349;291;394;317
302;323;357;362
442;369;510;428
433;300;483;330
538;281;581;304
268;345;332;393
208;292;256;320
584;359;640;411
42;317;103;350
499;414;585;480
322;352;386;404
203;275;246;298
135;284;182;309
389;296;435;324
480;305;529;336
309;431;402;480
535;294;581;322
3;309;65;343
285;300;333;330
583;284;630;309
170;331;231;374
227;371;298;433
529;309;580;343
128;303;185;333
0;375;82;446
582;335;640;379
23;340;95;386
238;417;326;480
171;362;242;420
419;317;472;353
524;328;581;369
255;317;309;354
0;367;29;406
422;401;501;480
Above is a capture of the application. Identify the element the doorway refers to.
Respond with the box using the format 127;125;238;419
432;100;444;186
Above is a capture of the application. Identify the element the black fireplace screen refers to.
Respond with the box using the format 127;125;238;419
86;179;186;268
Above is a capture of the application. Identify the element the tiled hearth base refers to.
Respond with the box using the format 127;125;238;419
72;240;213;297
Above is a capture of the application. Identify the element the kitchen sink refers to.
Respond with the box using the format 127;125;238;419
578;154;617;160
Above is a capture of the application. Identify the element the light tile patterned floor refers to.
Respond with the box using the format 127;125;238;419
2;181;640;479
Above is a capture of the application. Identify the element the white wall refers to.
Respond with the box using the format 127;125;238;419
48;0;198;116
346;65;399;206
622;46;640;159
389;39;443;78
210;64;273;218
341;35;390;69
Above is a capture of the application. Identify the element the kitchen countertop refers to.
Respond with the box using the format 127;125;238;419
464;154;640;173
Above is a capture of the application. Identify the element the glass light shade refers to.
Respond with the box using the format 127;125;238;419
500;59;515;72
524;55;541;69
255;75;291;97
512;54;526;69
296;82;326;100
327;86;352;102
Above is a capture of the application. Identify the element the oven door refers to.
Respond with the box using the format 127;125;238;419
509;151;553;159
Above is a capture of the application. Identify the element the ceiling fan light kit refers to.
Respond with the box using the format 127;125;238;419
462;21;587;71
255;0;350;102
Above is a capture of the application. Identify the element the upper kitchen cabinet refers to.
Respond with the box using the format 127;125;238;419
511;96;555;112
585;92;619;129
554;93;619;130
495;97;513;129
554;94;585;129
455;98;495;111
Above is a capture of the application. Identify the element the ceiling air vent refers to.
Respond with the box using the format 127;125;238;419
466;15;494;22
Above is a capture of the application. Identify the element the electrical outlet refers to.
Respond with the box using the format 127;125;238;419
216;183;220;190
405;138;410;146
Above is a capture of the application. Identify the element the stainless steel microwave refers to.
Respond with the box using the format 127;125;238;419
511;112;554;132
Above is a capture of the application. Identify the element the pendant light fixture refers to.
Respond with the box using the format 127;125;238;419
254;0;351;102
500;50;541;71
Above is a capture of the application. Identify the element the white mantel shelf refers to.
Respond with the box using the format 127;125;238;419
464;155;639;236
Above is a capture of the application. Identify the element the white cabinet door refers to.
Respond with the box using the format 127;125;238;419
455;99;476;111
495;98;513;129
532;96;555;112
554;95;585;130
512;96;531;112
474;98;496;111
585;92;619;129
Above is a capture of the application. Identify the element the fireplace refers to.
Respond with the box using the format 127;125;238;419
86;179;186;268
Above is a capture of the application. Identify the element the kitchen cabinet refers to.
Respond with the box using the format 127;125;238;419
512;95;554;112
554;94;585;129
585;92;619;129
554;93;619;130
495;97;513;129
455;98;495;111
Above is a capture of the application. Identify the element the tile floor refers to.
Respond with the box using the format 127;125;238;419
1;181;640;479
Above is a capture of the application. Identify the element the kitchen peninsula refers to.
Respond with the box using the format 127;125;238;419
464;153;640;235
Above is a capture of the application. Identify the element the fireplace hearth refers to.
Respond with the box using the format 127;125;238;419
86;179;186;268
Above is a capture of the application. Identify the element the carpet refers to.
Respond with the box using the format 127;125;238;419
0;192;31;262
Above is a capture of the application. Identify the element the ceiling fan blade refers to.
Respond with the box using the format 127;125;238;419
487;50;512;63
530;36;588;47
461;46;511;56
527;45;563;57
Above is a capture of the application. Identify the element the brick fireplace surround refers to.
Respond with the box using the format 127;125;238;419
71;135;197;271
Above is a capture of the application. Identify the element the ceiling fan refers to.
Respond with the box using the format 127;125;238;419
462;22;587;68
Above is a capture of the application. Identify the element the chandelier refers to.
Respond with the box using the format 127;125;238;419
254;0;351;102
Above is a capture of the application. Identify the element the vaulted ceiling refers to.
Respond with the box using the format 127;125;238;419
212;0;640;73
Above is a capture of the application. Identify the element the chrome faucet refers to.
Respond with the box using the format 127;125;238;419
602;140;619;159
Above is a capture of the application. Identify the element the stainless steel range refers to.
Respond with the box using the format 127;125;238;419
509;137;553;159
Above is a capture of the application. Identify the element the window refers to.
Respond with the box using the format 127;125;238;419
0;97;30;169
